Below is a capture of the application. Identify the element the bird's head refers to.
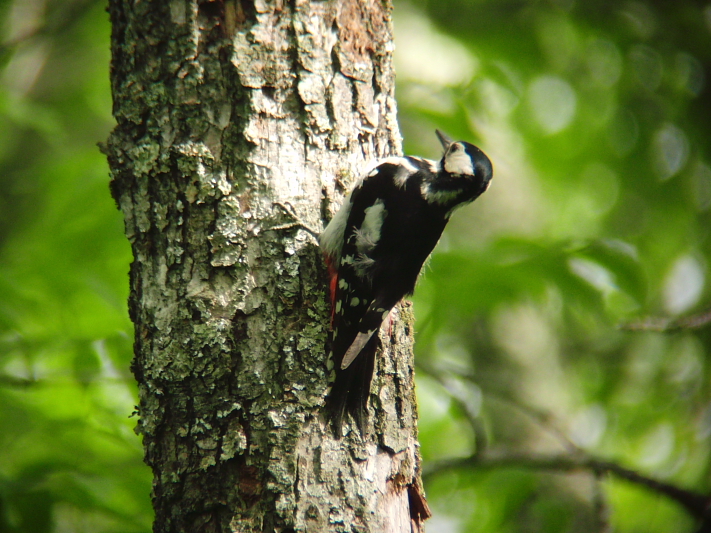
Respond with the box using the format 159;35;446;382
436;130;493;189
419;130;492;207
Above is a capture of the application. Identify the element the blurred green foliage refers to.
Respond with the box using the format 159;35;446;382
0;1;151;531
1;0;710;531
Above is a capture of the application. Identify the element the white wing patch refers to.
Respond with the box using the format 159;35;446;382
355;199;386;254
352;199;387;276
320;156;425;259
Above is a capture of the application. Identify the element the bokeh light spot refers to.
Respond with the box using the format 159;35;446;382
652;123;689;180
570;404;607;449
528;75;577;134
620;1;657;39
639;423;675;468
608;108;639;156
674;52;705;95
663;255;704;315
569;257;616;295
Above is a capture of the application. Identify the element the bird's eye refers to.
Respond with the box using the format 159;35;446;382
450;144;460;152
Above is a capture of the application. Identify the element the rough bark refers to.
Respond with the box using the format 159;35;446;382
104;1;428;532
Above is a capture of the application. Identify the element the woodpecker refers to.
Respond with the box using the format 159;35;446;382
319;130;493;436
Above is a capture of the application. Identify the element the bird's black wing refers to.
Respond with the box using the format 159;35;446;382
325;162;404;436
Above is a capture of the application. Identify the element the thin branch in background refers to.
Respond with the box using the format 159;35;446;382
422;363;580;454
419;364;711;527
592;471;611;533
416;362;488;455
482;385;582;454
423;452;711;522
620;306;711;332
0;375;35;388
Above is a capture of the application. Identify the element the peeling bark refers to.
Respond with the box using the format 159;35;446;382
105;1;428;531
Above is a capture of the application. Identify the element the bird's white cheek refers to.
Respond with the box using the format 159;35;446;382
444;151;474;176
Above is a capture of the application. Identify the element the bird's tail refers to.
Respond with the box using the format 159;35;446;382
325;334;379;438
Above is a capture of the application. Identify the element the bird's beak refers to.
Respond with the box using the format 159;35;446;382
435;129;453;150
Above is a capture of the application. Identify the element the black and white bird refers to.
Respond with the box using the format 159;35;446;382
319;130;493;436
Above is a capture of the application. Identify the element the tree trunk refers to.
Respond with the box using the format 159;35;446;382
104;0;429;532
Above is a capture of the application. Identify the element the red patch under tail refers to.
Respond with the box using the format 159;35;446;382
324;254;338;327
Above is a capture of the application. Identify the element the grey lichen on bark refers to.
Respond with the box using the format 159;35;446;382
105;0;428;531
